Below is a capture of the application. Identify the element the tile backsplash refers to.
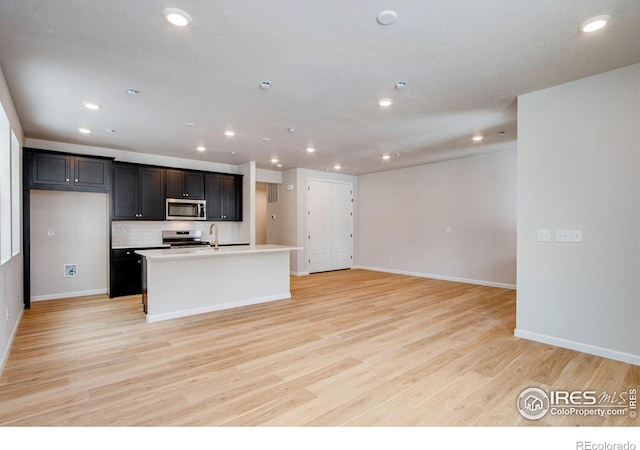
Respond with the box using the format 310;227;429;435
112;221;241;248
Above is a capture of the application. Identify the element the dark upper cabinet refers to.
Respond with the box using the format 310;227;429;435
166;170;204;199
27;150;111;192
205;173;243;221
112;163;165;220
139;167;165;220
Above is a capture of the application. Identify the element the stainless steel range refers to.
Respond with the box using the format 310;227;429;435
162;230;211;248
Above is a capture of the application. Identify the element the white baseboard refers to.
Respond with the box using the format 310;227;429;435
515;328;640;367
291;271;309;276
0;306;24;377
31;288;107;302
146;292;292;323
353;265;516;290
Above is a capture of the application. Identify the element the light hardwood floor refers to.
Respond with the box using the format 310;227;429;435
0;269;638;426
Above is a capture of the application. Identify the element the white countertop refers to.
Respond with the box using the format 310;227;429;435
113;242;249;250
136;244;301;260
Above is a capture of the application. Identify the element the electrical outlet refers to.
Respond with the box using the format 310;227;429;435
64;264;78;277
556;229;582;243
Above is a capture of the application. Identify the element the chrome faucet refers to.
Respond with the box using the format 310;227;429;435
209;223;219;250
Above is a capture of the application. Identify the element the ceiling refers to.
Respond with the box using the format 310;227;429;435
1;1;639;175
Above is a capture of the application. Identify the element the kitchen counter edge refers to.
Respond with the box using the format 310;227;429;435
136;244;302;260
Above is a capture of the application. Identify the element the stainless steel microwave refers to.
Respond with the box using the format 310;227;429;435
166;198;206;220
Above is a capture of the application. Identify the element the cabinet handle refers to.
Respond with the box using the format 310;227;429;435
65;178;69;182
75;179;79;182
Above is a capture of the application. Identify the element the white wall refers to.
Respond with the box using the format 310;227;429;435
238;161;255;245
516;63;640;365
255;184;267;245
30;191;109;300
0;66;24;375
355;149;517;288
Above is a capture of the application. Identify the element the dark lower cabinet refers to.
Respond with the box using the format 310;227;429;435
110;249;143;298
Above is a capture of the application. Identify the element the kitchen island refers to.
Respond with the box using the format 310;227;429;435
136;245;301;323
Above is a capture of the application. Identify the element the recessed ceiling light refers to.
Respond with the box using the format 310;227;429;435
379;98;393;107
261;137;271;142
196;146;206;152
78;127;91;134
276;164;283;168
83;102;101;110
334;164;341;170
306;147;315;153
163;8;192;27
231;151;237;155
271;158;279;164
185;122;196;127
382;154;391;160
579;15;611;33
224;130;235;137
376;10;398;25
472;135;484;142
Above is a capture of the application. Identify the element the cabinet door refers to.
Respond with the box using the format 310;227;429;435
205;174;224;220
112;164;138;219
167;170;204;199
31;153;72;187
185;172;204;199
165;170;186;198
205;173;242;221
222;175;242;220
110;250;142;297
138;167;165;220
74;157;110;190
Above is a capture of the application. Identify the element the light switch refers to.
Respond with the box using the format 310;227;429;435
47;228;55;237
536;229;551;242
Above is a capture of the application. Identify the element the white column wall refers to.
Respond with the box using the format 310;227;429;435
516;63;640;365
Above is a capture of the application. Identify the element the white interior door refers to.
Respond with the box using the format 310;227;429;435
308;179;353;273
